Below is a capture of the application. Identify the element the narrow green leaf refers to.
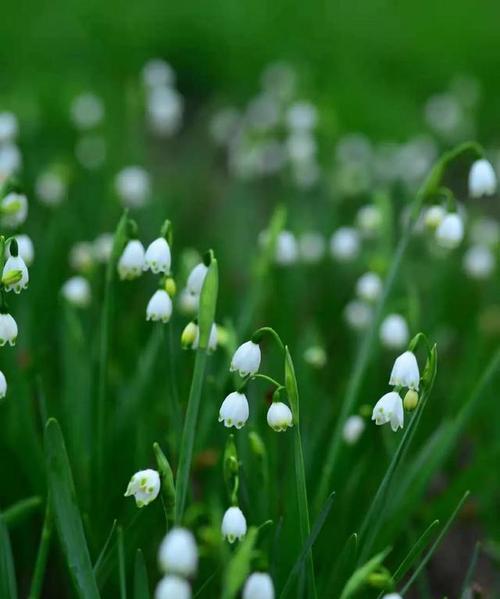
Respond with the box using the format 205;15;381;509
460;542;481;598
323;533;358;596
44;418;100;599
134;549;149;599
2;496;42;528
93;519;117;580
117;526;126;599
27;503;53;599
222;527;258;599
0;513;17;599
339;547;391;599
198;255;218;349
153;443;176;519
392;520;440;584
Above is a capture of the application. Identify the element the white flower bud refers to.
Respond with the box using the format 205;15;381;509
243;572;275;599
2;255;28;293
344;300;372;331
155;575;191;599
146;290;173;323
356;272;382;303
144;238;171;274
115;166;151;208
230;341;261;377
118;240;145;280
219;392;249;429
8;235;34;266
423;205;446;230
389;351;420;390
463;245;495;280
1;192;28;228
342;415;365;445
379;314;409;350
62;276;91;308
124;469;160;508
0;313;18;346
330;227;360;262
275;231;299;265
435;213;464;249
298;231;325;264
158;527;198;577
0;370;7;398
267;402;293;432
186;263;208;296
372;391;404;432
468;159;496;198
221;506;247;543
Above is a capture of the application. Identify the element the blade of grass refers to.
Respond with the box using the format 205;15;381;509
2;496;42;528
93;519;117;580
392;520;439;584
133;549;149;599
339;547;391;599
44;418;100;599
323;533;358;596
460;542;481;598
0;513;17;599
117;526;126;599
222;527;258;599
27;502;53;599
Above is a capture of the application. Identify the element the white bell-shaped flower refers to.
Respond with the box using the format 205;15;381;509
389;351;420;391
178;288;199;316
379;314;409;350
468;159;497;198
155;575;191;599
118;240;145;280
124;469;160;508
1;192;28;228
70;241;94;273
463;245;495;280
115;166;151;208
219;392;249;429
267;402;293;432
221;506;247;543
344;300;372;331
186;262;208;296
230;341;261;377
423;205;446;230
356;204;382;237
8;235;34;266
435;213;464;249
275;231;299;265
0;313;18;346
0;370;7;398
342;415;365;445
2;255;28;293
243;572;275;599
382;595;402;599
158;527;198;577
193;323;217;352
330;227;360;262
356;272;382;303
62;276;91;308
146;290;173;323
144;238;171;274
298;231;325;264
0;112;18;144
372;392;404;432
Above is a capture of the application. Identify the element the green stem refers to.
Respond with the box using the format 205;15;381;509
27;502;52;599
253;326;285;353
165;323;181;447
251;373;284;390
174;349;209;523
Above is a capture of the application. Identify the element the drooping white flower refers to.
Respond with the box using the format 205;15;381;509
221;506;247;543
144;238;171;274
147;86;184;137
35;171;66;206
70;93;105;130
381;595;403;599
8;235;34;266
142;58;175;88
463;245;495;280
178;288;199;316
193;323;218;352
155;575;191;599
342;415;365;445
275;231;299;265
286;101;317;131
298;231;325;263
356;272;382;303
468;159;497;198
124;469;160;508
186;262;208;296
435;213;464;249
267;402;293;432
230;341;261;377
379;314;409;350
344;300;372;331
158;527;198;577
243;572;275;599
0;112;18;144
70;242;94;273
356;204;382;237
62;276;91;308
470;217;500;247
219;392;249;429
0;371;7;399
0;192;28;228
389;351;420;390
330;227;360;262
115;166;151;208
118;240;145;280
0;144;22;179
423;205;446;230
146;290;173;323
0;313;18;346
2;255;28;293
93;233;114;263
372;392;404;432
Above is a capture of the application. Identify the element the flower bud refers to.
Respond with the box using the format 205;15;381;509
155;575;191;599
181;322;198;349
436;213;464;249
468;158;497;198
342;415;365;445
267;402;293;432
403;389;419;411
243;572;275;599
165;276;176;297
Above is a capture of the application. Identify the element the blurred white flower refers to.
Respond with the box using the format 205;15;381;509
303;345;327;368
298;231;325;263
144;238;171;274
219;391;250;429
243;573;275;599
468;159;496;198
463;245;495;280
286;101;317;131
389;351;420;390
0;370;6;399
286;130;316;163
382;595;402;599
0;192;28;228
93;233;114;263
178;288;199;315
158;527;198;577
267;402;293;432
275;231;299;265
147;86;184;136
0;313;18;346
356;204;382;238
0;144;22;179
245;94;280;131
436;213;464;249
423;205;446;230
292;158;320;189
70;241;94;273
142;58;175;88
118;240;145;280
221;506;247;543
424;93;464;139
261;62;296;102
330;227;360;262
75;134;106;170
2;254;29;293
372;391;404;432
155;575;191;599
0;112;18;143
146;290;173;323
470;217;500;247
379;314;409;350
230;341;261;377
115;166;151;208
342;415;365;445
35;171;66;206
344;300;372;331
7;235;34;266
187;262;208;296
356;272;382;303
193;323;218;352
70;93;104;130
124;469;160;508
209;108;241;146
62;276;91;308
